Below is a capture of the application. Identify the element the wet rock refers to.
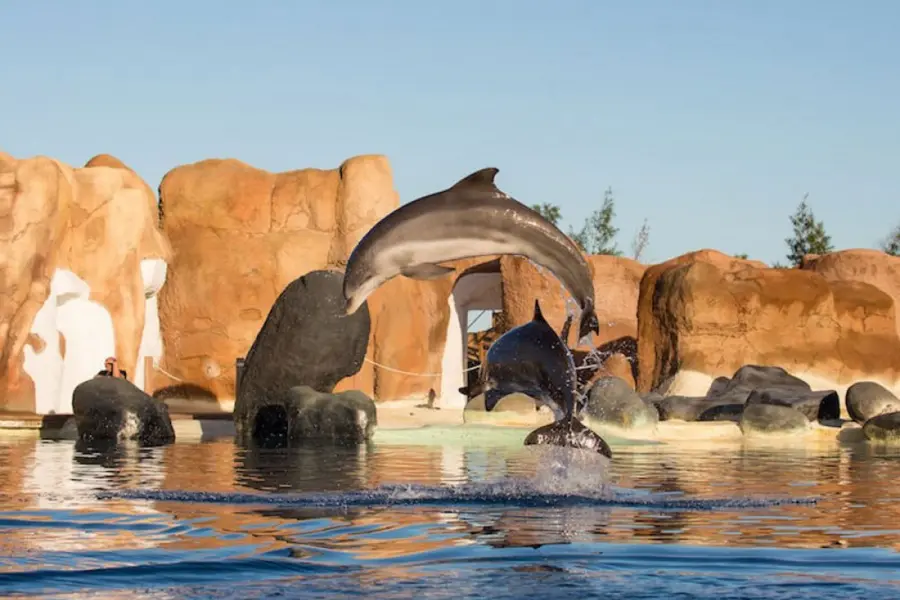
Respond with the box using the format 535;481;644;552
739;402;809;435
72;376;175;445
846;381;900;424
247;385;377;445
656;395;725;421
708;365;811;404
862;411;900;443
697;403;745;422
581;376;659;430
745;387;840;422
234;270;371;439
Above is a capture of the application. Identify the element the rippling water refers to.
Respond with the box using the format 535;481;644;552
1;426;900;599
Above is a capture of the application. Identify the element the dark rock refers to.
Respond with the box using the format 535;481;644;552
640;391;665;410
846;381;900;424
706;376;732;397
728;365;811;391
581;376;659;429
247;386;377;445
745;388;840;422
72;377;175;445
708;365;811;404
862;411;900;443
697;403;745;422
739;403;809;435
234;270;371;439
655;395;726;421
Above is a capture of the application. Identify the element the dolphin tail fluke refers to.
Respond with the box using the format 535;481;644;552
577;300;600;342
523;417;612;458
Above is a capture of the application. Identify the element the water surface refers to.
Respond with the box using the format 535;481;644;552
1;426;899;599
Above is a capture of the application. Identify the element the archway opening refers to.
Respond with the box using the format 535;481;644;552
439;260;504;411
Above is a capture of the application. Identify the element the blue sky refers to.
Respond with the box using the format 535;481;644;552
2;1;898;265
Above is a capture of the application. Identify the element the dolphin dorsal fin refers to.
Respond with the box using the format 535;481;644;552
533;299;547;323
450;167;500;191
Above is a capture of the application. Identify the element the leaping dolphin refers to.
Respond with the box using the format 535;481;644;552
341;167;600;341
472;299;612;457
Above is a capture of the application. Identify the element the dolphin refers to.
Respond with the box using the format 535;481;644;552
341;167;600;341
472;300;612;458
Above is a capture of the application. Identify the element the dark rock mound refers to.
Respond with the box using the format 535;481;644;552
707;365;810;404
247;386;377;446
846;381;900;424
697;403;745;422
72;377;175;445
862;411;900;443
234;270;371;439
745;387;840;422
739;403;809;435
581;376;658;429
656;395;724;421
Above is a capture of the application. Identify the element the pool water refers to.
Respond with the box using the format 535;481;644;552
1;426;900;599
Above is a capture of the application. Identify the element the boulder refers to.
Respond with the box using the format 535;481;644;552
845;381;900;424
245;385;377;445
72;376;175;445
656;395;720;421
636;250;900;411
581;376;658;430
745;387;840;422
233;270;370;439
739;403;809;435
862;411;900;443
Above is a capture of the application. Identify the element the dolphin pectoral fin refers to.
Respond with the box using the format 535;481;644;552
523;418;612;458
401;263;456;280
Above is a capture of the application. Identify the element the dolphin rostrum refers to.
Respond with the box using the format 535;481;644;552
341;167;600;341
472;299;612;457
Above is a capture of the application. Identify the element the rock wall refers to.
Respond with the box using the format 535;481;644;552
0;153;170;414
153;155;399;409
636;249;900;402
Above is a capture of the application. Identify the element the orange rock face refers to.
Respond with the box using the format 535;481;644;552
636;250;900;402
801;249;900;337
0;153;169;413
501;254;647;347
154;156;399;405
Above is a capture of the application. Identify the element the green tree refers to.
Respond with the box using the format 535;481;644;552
784;193;833;266
880;223;900;257
530;203;562;227
569;186;622;255
734;253;749;259
630;218;650;261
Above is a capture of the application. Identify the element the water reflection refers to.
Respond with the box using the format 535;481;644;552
0;433;899;566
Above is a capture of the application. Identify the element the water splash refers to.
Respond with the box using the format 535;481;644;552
97;446;817;512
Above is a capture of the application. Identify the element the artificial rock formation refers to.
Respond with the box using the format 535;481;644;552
153;155;398;408
72;376;176;446
0;152;170;414
636;250;900;408
801;249;900;337
233;269;372;441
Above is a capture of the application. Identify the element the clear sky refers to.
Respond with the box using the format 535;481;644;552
2;1;898;266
